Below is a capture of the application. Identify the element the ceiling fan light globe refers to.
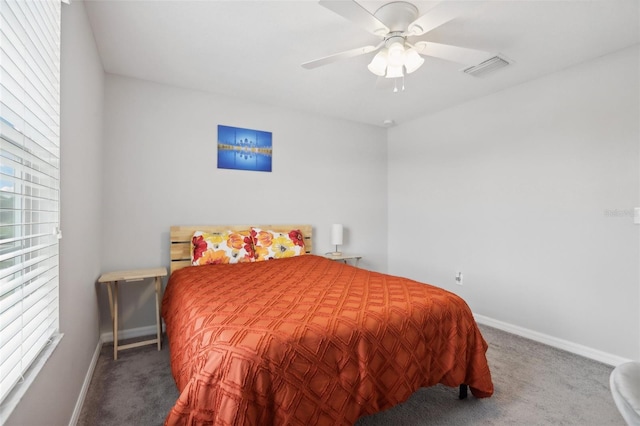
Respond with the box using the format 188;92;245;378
367;50;388;76
367;63;387;77
404;48;424;74
385;64;404;79
387;41;405;67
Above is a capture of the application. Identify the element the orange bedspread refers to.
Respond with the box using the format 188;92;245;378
161;255;493;425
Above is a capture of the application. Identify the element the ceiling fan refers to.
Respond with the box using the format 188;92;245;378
302;1;495;80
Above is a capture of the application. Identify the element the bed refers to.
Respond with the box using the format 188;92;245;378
162;225;493;425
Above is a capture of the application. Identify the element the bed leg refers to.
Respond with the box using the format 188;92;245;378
459;384;468;400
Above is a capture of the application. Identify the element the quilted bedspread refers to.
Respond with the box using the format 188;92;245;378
161;255;493;425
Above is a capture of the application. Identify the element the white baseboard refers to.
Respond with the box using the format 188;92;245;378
100;324;163;344
68;339;102;426
69;326;164;425
73;315;628;426
474;313;633;367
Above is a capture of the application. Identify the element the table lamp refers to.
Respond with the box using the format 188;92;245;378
331;224;343;255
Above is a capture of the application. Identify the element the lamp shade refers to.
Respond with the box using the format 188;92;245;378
385;64;404;79
404;48;425;74
387;42;405;66
367;50;388;76
367;40;426;81
331;224;343;245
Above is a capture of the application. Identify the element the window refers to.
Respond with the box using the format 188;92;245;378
0;0;61;405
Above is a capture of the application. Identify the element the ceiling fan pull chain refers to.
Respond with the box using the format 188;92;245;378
392;76;406;93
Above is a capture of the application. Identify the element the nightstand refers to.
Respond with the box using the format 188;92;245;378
98;267;167;360
324;253;363;266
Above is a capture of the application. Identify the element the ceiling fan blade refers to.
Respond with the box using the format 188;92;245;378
412;42;492;65
319;0;389;36
301;43;382;69
407;2;466;36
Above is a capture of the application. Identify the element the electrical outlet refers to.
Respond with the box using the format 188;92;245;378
455;271;463;286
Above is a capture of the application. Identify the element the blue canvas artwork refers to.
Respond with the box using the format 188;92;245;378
217;125;272;172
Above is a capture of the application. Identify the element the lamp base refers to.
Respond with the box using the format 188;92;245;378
330;251;342;256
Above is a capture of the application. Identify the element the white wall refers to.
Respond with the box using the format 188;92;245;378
7;1;104;425
388;46;640;361
99;75;388;334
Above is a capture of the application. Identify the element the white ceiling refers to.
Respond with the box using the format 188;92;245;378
84;0;640;127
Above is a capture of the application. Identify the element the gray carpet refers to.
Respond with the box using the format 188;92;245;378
78;325;625;425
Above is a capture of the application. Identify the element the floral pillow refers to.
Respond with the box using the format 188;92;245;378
191;230;255;265
250;228;305;262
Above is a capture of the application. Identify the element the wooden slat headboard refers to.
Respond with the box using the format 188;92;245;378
170;224;313;274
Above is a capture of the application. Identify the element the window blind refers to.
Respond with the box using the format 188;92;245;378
0;0;61;404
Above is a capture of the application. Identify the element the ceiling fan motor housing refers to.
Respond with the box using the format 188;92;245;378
374;1;420;33
384;33;406;48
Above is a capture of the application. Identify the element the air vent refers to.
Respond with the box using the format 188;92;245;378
462;55;511;76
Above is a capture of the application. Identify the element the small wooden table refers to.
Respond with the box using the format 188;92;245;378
323;253;363;267
98;267;167;360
